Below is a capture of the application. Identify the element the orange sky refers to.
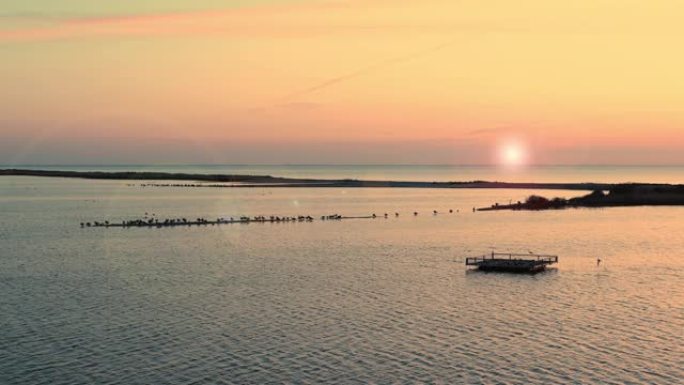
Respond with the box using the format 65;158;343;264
1;0;683;164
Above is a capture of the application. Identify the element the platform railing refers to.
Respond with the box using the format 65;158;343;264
466;253;558;265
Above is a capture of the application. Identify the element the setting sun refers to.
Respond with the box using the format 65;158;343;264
499;141;528;167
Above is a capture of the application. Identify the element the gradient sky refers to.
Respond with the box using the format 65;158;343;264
1;0;683;165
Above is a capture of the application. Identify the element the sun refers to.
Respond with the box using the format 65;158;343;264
498;141;528;167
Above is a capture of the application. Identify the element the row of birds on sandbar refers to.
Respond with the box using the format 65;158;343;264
82;209;461;228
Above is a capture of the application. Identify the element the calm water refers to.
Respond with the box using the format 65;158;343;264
1;167;683;384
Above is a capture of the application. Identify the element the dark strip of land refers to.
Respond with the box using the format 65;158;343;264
0;168;660;191
5;168;683;209
479;185;684;211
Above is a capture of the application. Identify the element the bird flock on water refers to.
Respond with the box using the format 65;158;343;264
81;208;464;228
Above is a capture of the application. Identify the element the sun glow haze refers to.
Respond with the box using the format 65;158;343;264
1;0;683;165
499;141;528;168
496;138;530;168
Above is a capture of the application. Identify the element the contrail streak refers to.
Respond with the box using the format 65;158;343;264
281;39;458;101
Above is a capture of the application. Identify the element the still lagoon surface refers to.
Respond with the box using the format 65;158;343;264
1;166;683;384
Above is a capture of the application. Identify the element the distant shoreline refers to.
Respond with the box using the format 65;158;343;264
0;168;678;191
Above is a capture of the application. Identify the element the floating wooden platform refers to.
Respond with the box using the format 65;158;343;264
466;252;558;273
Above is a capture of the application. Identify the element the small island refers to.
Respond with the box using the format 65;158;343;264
478;184;684;211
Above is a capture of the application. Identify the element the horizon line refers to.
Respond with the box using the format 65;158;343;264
3;163;684;168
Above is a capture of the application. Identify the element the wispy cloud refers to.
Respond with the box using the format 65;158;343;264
0;12;63;20
0;1;533;44
466;127;506;137
0;1;356;43
281;39;459;101
0;9;232;42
